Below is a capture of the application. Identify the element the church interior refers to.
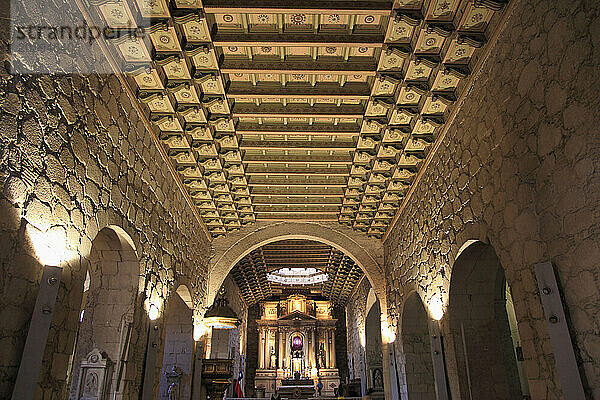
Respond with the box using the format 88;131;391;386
1;0;599;399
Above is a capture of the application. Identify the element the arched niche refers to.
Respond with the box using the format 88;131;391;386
400;292;436;399
158;284;194;400
448;241;530;399
365;292;384;393
209;221;386;315
68;226;145;400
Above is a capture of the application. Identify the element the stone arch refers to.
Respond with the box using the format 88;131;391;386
209;221;386;311
68;225;145;400
366;288;377;316
158;284;194;400
447;240;529;400
365;296;383;392
400;291;436;399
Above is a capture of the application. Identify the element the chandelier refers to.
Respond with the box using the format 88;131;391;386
267;268;329;285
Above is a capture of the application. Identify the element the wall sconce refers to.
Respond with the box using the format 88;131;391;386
144;290;163;321
428;295;445;321
359;330;366;348
194;321;207;341
12;225;71;400
383;326;396;344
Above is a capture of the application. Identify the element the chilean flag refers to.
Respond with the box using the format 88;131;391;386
233;370;244;398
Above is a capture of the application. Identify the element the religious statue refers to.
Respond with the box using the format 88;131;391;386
269;346;276;369
165;365;183;400
167;381;179;400
373;368;383;390
318;343;326;368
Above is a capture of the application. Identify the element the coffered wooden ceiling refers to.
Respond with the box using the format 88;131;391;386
86;0;508;238
228;240;364;305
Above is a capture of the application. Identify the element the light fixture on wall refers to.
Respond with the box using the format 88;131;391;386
145;290;163;321
382;325;396;344
12;224;72;400
428;295;445;321
203;296;239;330
194;321;208;341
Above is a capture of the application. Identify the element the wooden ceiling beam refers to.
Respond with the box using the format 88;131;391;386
250;186;344;195
248;176;347;186
213;34;385;47
251;192;343;198
229;93;371;100
203;1;393;14
238;130;359;137
239;140;355;150
222;62;377;75
242;154;352;163
236;122;359;133
245;170;349;177
232;103;364;118
252;198;343;205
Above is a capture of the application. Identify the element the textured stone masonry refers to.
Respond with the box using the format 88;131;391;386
383;0;600;398
0;2;212;398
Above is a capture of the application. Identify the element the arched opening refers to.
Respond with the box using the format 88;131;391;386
365;296;384;396
448;241;530;399
222;238;373;398
158;285;194;400
401;292;436;399
209;222;386;312
68;226;144;400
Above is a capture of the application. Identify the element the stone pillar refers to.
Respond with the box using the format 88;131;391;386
258;328;264;369
267;328;273;369
324;329;330;368
331;328;336;368
311;328;316;369
285;331;290;372
279;329;284;369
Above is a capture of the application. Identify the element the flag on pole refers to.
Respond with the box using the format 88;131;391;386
234;370;244;398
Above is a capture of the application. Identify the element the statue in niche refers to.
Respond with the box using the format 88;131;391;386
373;368;383;390
318;343;326;368
165;365;183;400
168;382;179;400
83;371;98;396
270;346;277;369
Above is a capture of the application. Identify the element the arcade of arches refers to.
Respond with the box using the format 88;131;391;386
1;0;600;399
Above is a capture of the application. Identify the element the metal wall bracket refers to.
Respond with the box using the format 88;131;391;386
429;319;449;400
12;265;62;400
534;262;586;399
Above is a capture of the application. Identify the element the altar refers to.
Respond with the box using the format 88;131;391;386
254;295;340;397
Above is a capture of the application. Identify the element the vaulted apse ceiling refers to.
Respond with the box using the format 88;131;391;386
228;239;364;305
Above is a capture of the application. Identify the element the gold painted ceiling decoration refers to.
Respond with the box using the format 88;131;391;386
87;0;507;238
228;240;364;305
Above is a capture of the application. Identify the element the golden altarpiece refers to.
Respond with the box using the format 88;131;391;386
254;295;340;397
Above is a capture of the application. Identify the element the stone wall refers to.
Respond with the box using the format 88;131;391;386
333;305;349;383
346;278;370;384
365;301;383;390
0;2;212;399
158;293;194;400
383;0;600;398
220;276;248;381
244;303;260;395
